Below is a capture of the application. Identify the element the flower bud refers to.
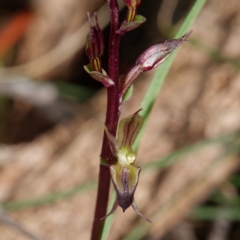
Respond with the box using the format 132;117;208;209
117;15;146;35
136;31;192;71
124;0;142;8
85;12;104;72
123;0;142;22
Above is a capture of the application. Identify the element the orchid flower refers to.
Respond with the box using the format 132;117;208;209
102;110;152;223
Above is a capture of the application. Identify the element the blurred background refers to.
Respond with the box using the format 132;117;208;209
0;0;240;239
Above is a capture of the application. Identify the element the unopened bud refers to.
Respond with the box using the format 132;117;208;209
85;12;104;72
136;31;192;71
123;0;142;22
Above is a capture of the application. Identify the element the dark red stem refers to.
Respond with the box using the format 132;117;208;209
90;0;121;239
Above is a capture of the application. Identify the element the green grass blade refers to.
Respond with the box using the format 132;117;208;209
54;81;96;102
230;174;240;187
2;181;96;211
133;0;206;152
191;206;240;221
142;131;239;171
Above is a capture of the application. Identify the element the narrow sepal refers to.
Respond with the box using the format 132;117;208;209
110;164;141;212
132;199;152;223
100;198;118;220
117;15;146;34
117;109;143;149
136;31;192;71
84;64;114;88
104;125;118;157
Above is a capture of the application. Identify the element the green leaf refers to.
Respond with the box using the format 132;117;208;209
142;131;238;171
191;206;240;221
230;174;240;187
2;181;96;211
54;82;96;102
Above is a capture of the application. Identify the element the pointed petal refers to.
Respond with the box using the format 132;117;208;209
132;199;152;223
104;125;118;157
100;198;118;220
117;109;143;149
110;164;141;212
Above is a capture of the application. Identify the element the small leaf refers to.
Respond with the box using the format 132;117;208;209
84;64;114;88
122;84;133;103
117;15;146;34
104;125;118;157
117;110;143;149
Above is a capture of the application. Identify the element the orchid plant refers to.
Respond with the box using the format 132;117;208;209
84;0;191;239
